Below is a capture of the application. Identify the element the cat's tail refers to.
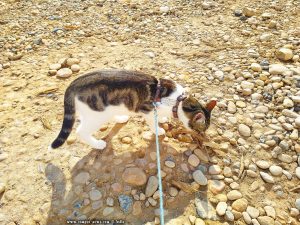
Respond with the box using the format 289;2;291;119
50;87;75;149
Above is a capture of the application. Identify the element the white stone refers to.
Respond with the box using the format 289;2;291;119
214;70;224;81
283;98;294;108
209;165;222;175
71;64;80;72
165;160;175;168
228;101;237;113
49;63;61;70
168;187;178;197
188;154;200;167
296;199;300;210
216;202;227;216
264;206;276;219
238;124;251;137
251;63;262;72
296;167;300;179
247;206;260;218
295;117;300;128
160;6;170;13
278;154;293;163
193;170;208;186
269;165;283;176
103;207;114;216
243;212;252;224
260;172;274;183
269;64;289;75
241;81;254;89
57;68;72;78
227;190;242;200
256;160;270;169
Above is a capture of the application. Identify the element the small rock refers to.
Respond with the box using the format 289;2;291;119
71;64;80;72
269;64;289;75
89;189;102;201
160;6;170;13
264;206;276;219
66;58;80;66
74;172;90;184
296;198;300;210
225;210;235;221
290;208;299;217
260;172;274;183
103;207;114;216
145;176;158;197
106;197;114;206
247;206;260;218
243;7;256;17
257;216;275;225
276;48;293;61
121;136;132;144
238;124;251;137
228;101;237;113
214;70;224;81
256;160;270;169
232;198;248;212
118;194;133;214
208;180;225;194
227;190;243;200
296;167;300;179
49;63;61;70
251;63;262;72
243;212;252;224
278;154;293;163
283;98;294;108
144;51;155;58
194;218;205;225
188;154;200;167
169;187;178;197
91;200;103;210
193;170;208;186
57;68;72;78
216;202;227;216
165;160;175;168
111;183;122;193
209;165;222;175
269;165;283;176
8;52;23;61
122;167;147;186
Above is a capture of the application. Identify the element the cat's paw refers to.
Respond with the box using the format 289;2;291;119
94;140;107;150
115;115;129;124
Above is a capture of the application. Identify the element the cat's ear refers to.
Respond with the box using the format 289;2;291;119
206;100;217;111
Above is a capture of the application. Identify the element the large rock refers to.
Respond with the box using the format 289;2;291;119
122;167;147;186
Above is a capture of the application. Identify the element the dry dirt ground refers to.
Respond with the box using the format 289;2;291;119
0;0;299;225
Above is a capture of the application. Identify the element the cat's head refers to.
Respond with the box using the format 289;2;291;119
180;96;216;133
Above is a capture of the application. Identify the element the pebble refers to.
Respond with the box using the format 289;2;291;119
132;201;142;215
290;208;299;217
296;167;300;179
168;187;178;197
227;190;243;200
251;63;262;72
74;172;90;184
269;165;283;176
256;160;270;169
121;136;132;144
247;206;260;218
283;98;294;108
296;198;300;210
216;202;227;216
71;64;80;72
227;101;237;113
66;58;80;66
243;212;252;224
243;7;255;17
89;189;102;201
232;198;248;212
165;160;175;168
103;207;114;216
160;6;170;13
91;200;103;210
269;64;288;75
260;172;274;183
111;183;122;193
194;218;205;225
257;216;275;225
193;170;208;186
118;194;133;213
264;206;276;219
145;176;158;197
225;210;235;221
214;70;224;81
188;154;200;167
278;154;293;163
106;197;114;206
209;165;222;175
295;117;300;128
223;167;233;177
56;68;72;78
122;167;147;186
276;48;293;61
194;149;209;162
208;180;226;194
8;52;23;61
49;63;61;70
238;124;251;137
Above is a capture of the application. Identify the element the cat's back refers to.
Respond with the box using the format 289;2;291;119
69;69;157;90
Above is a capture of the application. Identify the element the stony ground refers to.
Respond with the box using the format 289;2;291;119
0;0;300;225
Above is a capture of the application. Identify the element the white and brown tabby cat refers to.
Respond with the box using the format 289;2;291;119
50;70;216;150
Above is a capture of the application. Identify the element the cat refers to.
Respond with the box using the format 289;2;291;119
49;69;216;150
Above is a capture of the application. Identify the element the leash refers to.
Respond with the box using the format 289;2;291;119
152;101;165;225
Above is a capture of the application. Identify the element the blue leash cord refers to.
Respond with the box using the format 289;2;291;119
153;102;165;225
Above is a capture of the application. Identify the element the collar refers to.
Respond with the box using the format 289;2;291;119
172;94;186;118
154;83;163;103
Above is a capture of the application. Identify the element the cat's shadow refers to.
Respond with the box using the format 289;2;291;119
45;123;198;225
